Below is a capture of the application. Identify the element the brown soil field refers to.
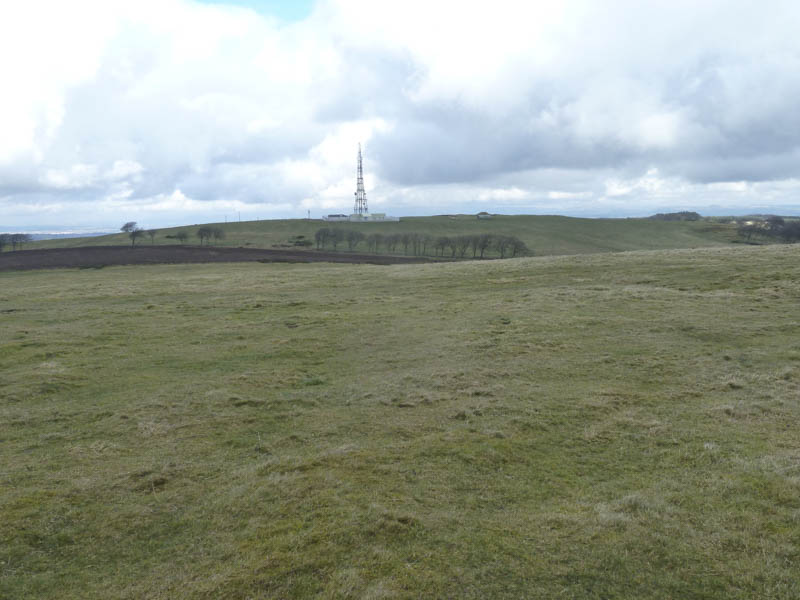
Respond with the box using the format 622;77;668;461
0;245;433;271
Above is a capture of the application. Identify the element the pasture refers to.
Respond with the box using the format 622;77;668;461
28;214;738;257
2;244;799;598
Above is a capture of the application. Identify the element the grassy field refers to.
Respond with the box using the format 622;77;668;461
28;214;739;257
2;244;799;598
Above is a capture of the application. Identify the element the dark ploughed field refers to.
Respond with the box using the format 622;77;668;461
0;245;432;271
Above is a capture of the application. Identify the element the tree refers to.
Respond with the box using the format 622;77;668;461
409;232;423;256
121;221;137;233
129;228;145;247
434;236;449;256
146;229;158;244
197;226;213;245
329;228;344;250
766;215;785;234
0;234;9;252
509;236;529;257
494;235;512;258
212;227;225;244
455;235;471;258
400;233;411;255
446;237;459;258
7;233;32;251
737;221;761;242
420;234;432;256
469;235;481;258
346;230;365;251
385;233;400;253
366;232;382;253
314;228;331;249
477;234;492;258
175;231;189;244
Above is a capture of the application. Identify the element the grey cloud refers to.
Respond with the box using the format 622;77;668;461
4;0;800;230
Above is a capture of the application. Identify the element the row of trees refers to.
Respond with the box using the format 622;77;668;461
0;233;32;252
737;216;800;243
314;228;530;258
121;222;158;247
196;226;225;245
121;222;226;246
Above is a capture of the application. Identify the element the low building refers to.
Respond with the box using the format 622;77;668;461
347;213;399;222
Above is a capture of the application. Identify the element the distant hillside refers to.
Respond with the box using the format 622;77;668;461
26;214;739;257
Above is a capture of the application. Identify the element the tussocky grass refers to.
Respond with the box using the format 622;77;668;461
1;243;799;598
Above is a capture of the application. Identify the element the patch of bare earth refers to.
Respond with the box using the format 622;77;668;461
0;245;432;271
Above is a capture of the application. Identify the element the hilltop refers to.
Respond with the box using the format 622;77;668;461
27;214;739;257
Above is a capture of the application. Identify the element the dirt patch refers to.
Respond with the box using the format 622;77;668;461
0;245;434;272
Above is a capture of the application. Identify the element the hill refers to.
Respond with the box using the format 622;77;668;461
27;214;739;257
2;244;799;598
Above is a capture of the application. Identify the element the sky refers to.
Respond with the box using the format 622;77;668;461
1;0;800;231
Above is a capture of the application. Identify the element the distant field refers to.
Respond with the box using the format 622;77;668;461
2;245;799;598
27;214;739;257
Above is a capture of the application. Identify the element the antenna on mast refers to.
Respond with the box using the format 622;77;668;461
353;143;368;215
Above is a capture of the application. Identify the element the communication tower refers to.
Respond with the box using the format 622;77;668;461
353;144;368;215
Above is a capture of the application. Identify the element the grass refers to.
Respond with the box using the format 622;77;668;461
27;214;739;257
2;244;799;598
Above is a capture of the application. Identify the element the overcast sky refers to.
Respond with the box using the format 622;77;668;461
2;0;799;230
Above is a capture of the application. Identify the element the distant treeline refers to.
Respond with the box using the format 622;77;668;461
649;211;702;221
314;228;529;258
737;216;800;243
0;233;32;252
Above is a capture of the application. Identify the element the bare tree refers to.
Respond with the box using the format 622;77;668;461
366;232;382;252
494;235;512;258
446;237;459;258
420;234;432;256
212;227;225;244
469;235;481;258
400;233;411;254
0;234;9;252
314;228;331;249
346;230;365;251
509;236;529;257
146;229;158;244
129;228;145;247
409;232;420;255
385;233;400;253
329;228;345;250
434;236;449;256
455;235;471;258
197;226;213;245
9;233;32;251
477;234;492;258
175;231;189;244
121;221;138;233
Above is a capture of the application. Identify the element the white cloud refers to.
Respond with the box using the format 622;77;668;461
2;0;800;229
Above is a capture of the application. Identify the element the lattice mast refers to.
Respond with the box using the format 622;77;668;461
353;143;368;215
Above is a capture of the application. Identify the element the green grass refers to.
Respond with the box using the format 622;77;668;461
28;214;739;257
2;245;799;598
